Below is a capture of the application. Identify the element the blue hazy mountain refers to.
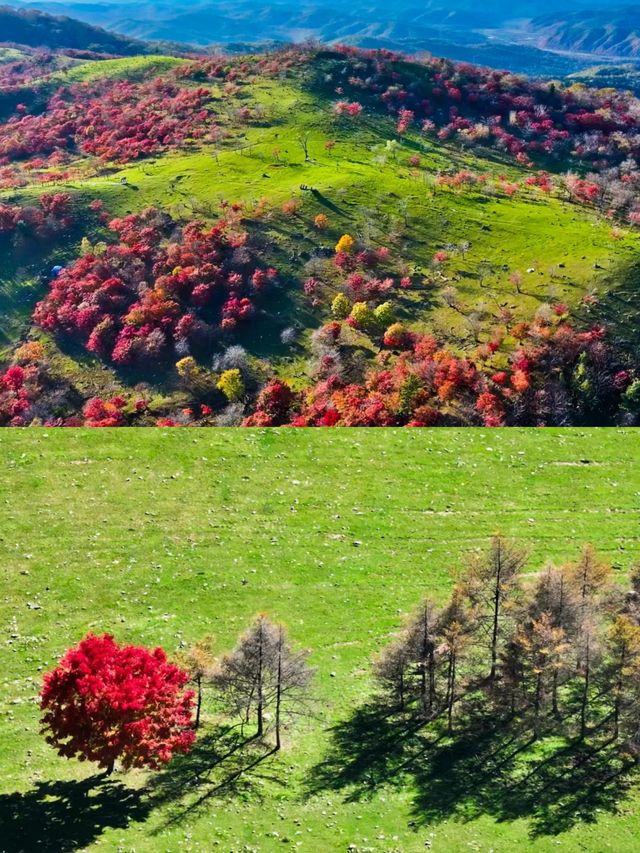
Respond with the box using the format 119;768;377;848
5;1;640;74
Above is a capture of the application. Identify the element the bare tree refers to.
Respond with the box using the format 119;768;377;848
499;635;526;717
373;636;412;711
623;564;640;625
528;565;580;714
272;623;315;749
567;544;612;621
406;599;440;717
576;617;600;739
212;615;315;749
514;613;569;735
463;535;527;686
374;599;441;716
606;615;640;741
297;133;311;162
438;586;472;733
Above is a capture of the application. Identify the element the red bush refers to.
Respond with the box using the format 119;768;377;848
34;208;278;367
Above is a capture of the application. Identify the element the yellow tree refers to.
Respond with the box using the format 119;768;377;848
607;615;640;740
177;636;216;729
217;369;245;403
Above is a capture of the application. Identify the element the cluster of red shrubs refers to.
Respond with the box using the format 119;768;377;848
244;317;639;427
0;48;64;97
0;45;311;169
0;362;40;426
175;48;308;84
0;76;216;165
0;192;75;242
322;47;640;174
33;207;278;366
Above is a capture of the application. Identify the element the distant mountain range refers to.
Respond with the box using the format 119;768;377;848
528;7;640;59
7;1;615;42
3;1;640;73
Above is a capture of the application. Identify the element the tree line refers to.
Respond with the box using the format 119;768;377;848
40;614;315;773
374;537;640;752
40;537;640;777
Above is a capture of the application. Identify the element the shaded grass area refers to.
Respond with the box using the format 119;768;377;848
1;429;640;850
307;703;636;840
0;776;150;853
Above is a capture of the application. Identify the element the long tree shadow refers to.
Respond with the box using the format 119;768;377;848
305;703;442;801
307;702;638;839
0;776;150;853
148;724;285;830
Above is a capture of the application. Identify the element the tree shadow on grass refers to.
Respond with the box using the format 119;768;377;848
306;702;637;839
148;724;284;831
305;703;443;802
587;256;640;356
0;775;150;853
410;719;635;838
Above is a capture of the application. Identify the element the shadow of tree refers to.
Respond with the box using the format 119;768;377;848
586;256;640;357
0;776;150;853
306;702;637;839
305;704;442;801
148;724;284;831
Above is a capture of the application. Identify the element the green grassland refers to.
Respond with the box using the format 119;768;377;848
1;428;640;851
45;54;187;85
0;53;638;400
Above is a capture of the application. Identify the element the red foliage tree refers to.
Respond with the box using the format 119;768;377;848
33;208;277;367
40;633;195;773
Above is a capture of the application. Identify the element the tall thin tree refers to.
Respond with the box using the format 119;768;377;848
463;535;526;685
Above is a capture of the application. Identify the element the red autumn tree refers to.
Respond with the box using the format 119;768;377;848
40;633;196;773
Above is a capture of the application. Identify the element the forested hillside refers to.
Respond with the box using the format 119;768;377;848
0;5;148;54
0;42;639;426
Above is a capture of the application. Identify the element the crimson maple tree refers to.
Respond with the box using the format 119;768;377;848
40;633;196;773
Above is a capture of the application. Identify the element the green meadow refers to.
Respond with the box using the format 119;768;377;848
1;428;640;851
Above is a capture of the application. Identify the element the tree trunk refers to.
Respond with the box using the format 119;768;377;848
428;647;436;715
257;624;264;737
447;651;456;734
275;630;283;751
489;543;502;684
420;607;429;716
579;636;590;740
534;671;542;736
614;646;626;740
195;675;202;729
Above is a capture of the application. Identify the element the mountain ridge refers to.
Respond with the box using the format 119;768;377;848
529;6;640;59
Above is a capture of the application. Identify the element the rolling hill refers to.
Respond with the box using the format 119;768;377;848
0;42;639;426
0;4;149;54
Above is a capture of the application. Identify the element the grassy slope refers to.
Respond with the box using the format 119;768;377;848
0;54;637;395
1;429;640;851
